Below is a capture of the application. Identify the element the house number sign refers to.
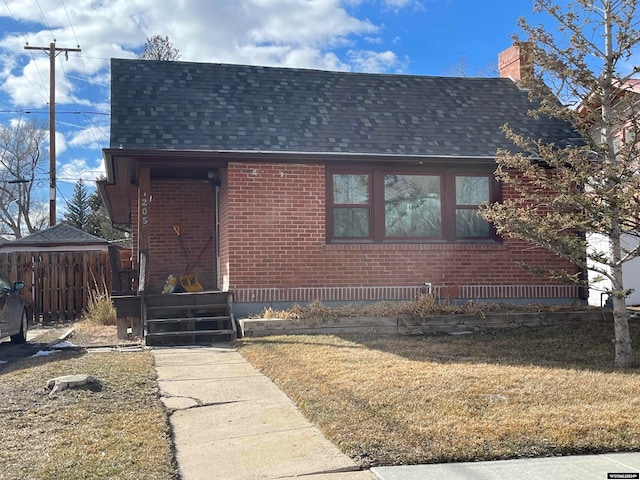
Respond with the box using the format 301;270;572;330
141;192;149;225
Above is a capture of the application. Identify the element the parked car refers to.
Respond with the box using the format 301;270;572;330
0;270;28;344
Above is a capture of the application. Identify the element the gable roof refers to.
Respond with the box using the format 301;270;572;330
1;223;109;248
109;59;579;159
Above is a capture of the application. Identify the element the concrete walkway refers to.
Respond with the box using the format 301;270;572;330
152;345;375;480
371;453;640;480
152;344;640;480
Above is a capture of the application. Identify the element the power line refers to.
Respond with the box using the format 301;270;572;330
61;0;80;45
4;2;108;204
56;184;68;207
58;176;105;183
1;2;50;104
28;3;107;198
79;112;109;142
34;0;55;41
58;0;108;132
0;109;109;115
2;0;28;45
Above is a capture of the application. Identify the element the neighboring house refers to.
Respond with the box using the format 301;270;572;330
99;45;583;318
586;80;640;307
588;234;640;306
0;222;110;253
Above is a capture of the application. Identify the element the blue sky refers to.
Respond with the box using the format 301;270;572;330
0;0;540;218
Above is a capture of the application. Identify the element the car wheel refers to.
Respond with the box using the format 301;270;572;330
10;310;28;344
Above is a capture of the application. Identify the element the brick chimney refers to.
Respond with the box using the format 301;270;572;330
498;43;533;87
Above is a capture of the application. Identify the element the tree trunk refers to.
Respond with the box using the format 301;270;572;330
612;294;633;368
610;258;634;368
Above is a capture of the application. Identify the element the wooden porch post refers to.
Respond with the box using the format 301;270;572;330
138;165;151;294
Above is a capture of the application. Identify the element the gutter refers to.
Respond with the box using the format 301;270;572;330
100;147;500;185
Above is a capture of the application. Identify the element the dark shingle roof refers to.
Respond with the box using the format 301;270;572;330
110;59;578;158
8;223;108;246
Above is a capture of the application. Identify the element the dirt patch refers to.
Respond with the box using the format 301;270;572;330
67;323;142;347
28;323;138;347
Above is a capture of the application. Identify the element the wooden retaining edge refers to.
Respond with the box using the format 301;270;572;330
239;311;614;337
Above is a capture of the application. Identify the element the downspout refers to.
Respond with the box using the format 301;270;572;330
215;184;220;289
208;170;221;289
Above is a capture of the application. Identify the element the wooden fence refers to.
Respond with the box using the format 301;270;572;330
0;251;112;324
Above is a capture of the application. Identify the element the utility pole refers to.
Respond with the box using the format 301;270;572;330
24;41;81;226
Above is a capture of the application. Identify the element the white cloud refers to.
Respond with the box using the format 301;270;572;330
347;49;409;73
384;0;412;7
68;125;109;150
148;0;380;67
58;157;106;184
54;131;67;156
382;0;425;12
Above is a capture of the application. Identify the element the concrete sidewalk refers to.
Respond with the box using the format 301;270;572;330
152;345;375;480
371;453;640;480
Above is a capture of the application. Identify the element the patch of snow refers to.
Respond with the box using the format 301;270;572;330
0;360;7;364
31;350;59;357
50;341;77;349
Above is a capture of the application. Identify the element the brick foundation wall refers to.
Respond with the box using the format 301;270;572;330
233;284;580;304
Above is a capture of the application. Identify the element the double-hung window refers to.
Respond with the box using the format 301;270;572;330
331;173;371;238
455;176;492;238
327;166;496;243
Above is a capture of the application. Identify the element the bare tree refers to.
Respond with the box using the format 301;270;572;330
0;119;48;238
443;54;499;77
481;0;640;368
138;35;181;61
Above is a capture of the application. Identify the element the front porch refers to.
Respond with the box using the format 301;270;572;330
114;291;236;346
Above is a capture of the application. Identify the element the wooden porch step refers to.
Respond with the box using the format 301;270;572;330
145;303;229;312
146;329;235;337
141;290;236;346
147;316;232;324
143;292;231;308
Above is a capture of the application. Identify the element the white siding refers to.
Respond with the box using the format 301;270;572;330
588;233;640;306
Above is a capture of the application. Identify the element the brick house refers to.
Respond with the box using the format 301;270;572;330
99;45;583;333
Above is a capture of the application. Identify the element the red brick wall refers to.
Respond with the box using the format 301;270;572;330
132;179;216;293
220;162;325;289
220;162;579;299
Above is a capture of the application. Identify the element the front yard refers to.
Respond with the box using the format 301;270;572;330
2;316;639;477
0;340;178;480
236;318;640;467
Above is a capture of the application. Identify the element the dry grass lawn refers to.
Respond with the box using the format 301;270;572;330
236;318;640;467
0;346;178;479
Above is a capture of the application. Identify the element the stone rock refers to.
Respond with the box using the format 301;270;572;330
47;374;98;395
